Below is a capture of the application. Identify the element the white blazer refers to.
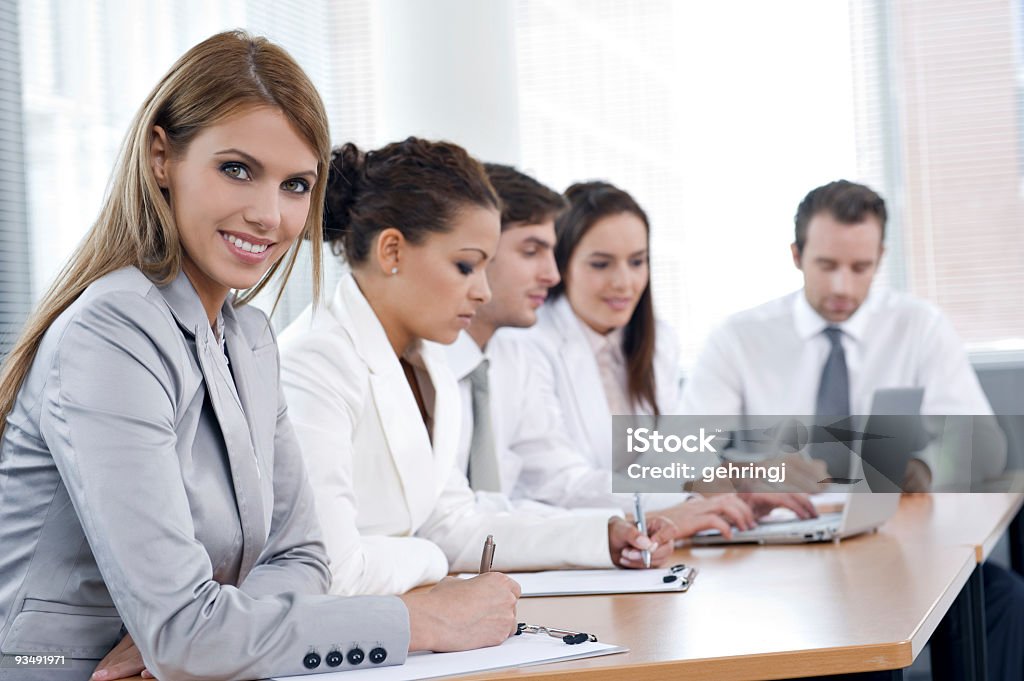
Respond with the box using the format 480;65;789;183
504;296;688;512
279;274;612;596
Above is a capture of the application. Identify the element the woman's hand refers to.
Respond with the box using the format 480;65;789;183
399;573;520;652
608;515;675;568
656;494;760;539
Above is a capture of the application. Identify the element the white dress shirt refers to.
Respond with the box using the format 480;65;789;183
446;331;621;516
678;288;1006;481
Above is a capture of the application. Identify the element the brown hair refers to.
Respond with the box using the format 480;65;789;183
482;163;567;231
0;30;331;434
794;180;887;254
323;138;499;263
551;181;660;415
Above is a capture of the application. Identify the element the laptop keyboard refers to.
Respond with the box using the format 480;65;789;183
732;514;841;539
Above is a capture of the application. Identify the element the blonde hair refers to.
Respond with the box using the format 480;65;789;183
0;30;330;433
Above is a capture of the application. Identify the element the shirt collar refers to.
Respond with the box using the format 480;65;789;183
446;330;486;382
159;268;228;341
577;318;626;365
792;288;874;343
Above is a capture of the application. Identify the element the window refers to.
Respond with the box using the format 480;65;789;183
11;0;1023;363
514;0;863;365
1016;0;1024;184
514;0;1024;364
16;0;369;326
0;0;32;361
884;0;1024;354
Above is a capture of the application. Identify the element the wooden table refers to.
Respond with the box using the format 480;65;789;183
884;493;1024;563
124;495;1020;680
879;492;1024;681
465;534;976;681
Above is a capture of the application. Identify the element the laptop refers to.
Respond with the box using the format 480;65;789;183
689;492;900;545
690;388;924;545
853;388;926;492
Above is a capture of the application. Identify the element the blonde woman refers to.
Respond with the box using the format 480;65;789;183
0;32;517;681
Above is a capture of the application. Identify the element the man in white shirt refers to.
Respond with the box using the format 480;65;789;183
679;179;1020;680
679;180;1005;487
446;164;812;539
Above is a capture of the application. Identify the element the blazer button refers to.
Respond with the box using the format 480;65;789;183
369;647;387;664
303;652;321;669
325;650;344;667
347;648;365;665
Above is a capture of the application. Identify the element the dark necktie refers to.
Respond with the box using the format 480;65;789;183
816;326;850;417
813;326;851;478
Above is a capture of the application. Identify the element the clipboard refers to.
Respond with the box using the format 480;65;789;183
461;564;698;597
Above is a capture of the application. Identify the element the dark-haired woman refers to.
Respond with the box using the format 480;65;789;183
511;181;815;534
512;182;682;493
279;141;674;597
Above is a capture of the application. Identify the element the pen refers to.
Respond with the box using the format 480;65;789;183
479;534;495;573
633;493;651;568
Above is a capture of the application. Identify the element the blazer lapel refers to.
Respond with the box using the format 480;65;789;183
335;275;437;526
160;272;268;582
223;309;273;537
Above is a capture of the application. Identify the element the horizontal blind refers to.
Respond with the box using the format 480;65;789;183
0;0;32;362
881;0;1024;351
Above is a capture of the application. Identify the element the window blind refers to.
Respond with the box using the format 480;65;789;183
0;0;32;362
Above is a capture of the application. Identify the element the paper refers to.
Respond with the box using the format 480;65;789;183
460;568;692;597
273;634;625;680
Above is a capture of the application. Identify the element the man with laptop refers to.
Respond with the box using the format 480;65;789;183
678;179;1020;680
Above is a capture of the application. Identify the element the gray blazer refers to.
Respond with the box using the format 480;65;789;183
0;268;409;680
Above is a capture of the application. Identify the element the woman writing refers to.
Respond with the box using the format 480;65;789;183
279;140;674;597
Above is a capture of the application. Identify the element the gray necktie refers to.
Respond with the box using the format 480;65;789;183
816;326;850;417
467;358;501;492
813;326;851;477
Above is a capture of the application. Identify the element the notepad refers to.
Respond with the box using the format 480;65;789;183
461;568;694;597
272;634;626;680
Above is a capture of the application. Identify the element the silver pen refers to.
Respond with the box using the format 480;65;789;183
479;534;495;573
633;493;651;568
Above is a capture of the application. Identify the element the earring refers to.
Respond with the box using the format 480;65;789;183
391;267;398;275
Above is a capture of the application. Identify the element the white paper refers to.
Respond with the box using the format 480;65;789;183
273;635;625;680
459;568;689;597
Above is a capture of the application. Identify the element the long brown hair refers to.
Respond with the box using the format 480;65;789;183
0;30;330;434
551;181;660;415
